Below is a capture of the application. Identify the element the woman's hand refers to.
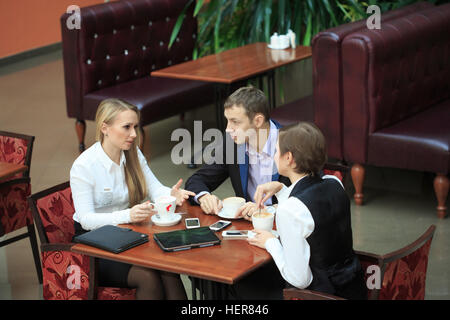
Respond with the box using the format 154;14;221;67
254;181;283;209
247;229;276;249
235;202;259;220
171;178;196;206
130;201;155;223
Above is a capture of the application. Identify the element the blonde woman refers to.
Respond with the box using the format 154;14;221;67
70;98;194;300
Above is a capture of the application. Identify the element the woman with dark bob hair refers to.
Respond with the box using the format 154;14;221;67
248;122;367;300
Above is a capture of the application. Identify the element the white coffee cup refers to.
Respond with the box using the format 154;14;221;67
252;210;274;231
278;35;290;48
222;197;245;217
149;195;176;220
270;33;280;48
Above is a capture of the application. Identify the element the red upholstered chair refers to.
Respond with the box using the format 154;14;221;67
0;131;42;284
28;181;135;300
284;225;436;300
271;2;433;162
323;162;348;184
60;0;214;152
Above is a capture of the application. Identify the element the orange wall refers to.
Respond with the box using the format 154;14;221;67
0;0;108;59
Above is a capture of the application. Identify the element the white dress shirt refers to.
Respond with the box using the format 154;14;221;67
246;120;278;205
70;141;171;231
264;174;344;289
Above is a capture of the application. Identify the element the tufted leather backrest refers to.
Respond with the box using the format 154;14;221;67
311;1;433;160
342;3;450;163
61;0;197;119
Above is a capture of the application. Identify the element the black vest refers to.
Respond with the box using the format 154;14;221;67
289;175;366;299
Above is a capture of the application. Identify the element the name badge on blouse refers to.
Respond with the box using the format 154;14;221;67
95;188;113;206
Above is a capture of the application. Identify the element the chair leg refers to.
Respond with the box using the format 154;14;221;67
75;119;86;153
27;224;43;284
351;163;365;205
434;174;449;219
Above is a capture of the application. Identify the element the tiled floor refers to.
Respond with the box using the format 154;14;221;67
0;50;448;300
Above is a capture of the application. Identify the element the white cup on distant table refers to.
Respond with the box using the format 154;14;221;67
278;35;290;48
270;33;280;48
149;195;176;220
252;210;274;231
222;197;245;217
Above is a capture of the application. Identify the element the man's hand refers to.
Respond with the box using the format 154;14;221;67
198;194;222;215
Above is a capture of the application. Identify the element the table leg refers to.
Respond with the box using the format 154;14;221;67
189;277;230;300
267;70;276;110
88;257;98;300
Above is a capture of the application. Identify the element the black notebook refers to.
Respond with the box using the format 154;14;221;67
74;225;149;254
153;227;221;252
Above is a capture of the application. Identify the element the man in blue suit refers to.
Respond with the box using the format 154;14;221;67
185;86;290;216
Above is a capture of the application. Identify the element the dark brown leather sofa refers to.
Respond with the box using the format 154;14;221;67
60;0;214;152
271;1;433;162
342;3;450;218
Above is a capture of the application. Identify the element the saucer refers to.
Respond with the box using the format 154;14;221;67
268;43;290;50
151;213;181;227
217;208;241;220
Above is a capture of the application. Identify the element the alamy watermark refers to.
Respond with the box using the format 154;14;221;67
366;5;381;30
66;5;81;30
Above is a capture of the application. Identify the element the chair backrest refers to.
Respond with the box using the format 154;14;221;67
378;225;436;300
323;162;348;182
28;181;75;245
357;225;436;300
60;0;198;121
342;4;450;164
311;1;433;160
0;130;35;179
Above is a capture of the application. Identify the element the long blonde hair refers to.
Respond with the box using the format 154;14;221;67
95;98;147;207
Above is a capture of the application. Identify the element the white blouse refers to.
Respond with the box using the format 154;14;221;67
70;141;171;231
265;175;344;289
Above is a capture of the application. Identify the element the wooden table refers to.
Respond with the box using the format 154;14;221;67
152;42;312;130
71;202;273;300
0;162;27;181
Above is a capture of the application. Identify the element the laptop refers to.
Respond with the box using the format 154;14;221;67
74;225;149;254
153;227;221;252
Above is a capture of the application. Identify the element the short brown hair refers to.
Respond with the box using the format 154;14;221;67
224;86;270;121
278;122;327;176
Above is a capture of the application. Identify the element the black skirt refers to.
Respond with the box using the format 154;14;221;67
72;221;133;288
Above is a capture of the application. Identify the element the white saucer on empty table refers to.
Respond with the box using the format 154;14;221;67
151;213;182;227
267;43;290;50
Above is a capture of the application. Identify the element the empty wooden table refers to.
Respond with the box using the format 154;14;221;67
71;201;273;300
152;42;312;130
0;162;27;181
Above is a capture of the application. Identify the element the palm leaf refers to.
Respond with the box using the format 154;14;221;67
168;0;194;49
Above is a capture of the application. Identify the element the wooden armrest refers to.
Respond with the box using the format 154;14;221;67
41;242;75;252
